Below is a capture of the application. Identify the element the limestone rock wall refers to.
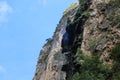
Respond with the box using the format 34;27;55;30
33;5;78;80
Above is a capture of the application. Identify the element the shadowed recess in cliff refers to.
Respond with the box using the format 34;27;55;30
61;0;92;80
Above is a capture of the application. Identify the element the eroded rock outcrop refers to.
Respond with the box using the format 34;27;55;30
33;3;78;80
33;0;120;80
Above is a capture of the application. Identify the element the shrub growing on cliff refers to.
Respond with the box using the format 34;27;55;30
110;61;120;80
110;43;120;61
72;71;106;80
107;0;120;27
107;13;120;27
72;48;110;80
72;72;80;80
82;11;90;18
109;0;120;8
109;43;120;80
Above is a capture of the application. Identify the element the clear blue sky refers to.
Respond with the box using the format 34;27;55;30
0;0;77;80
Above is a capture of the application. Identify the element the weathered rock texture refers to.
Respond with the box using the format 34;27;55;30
33;0;120;80
33;3;78;80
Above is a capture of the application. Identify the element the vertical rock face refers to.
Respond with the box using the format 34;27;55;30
81;0;120;61
33;0;120;80
33;4;78;80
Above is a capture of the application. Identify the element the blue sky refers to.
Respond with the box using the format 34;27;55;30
0;0;77;80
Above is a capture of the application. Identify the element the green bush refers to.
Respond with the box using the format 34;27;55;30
110;43;120;61
113;15;120;26
107;0;120;27
81;55;101;72
72;71;97;80
74;48;84;64
112;71;120;80
72;71;106;80
79;0;87;7
82;11;90;18
108;14;120;27
109;0;120;8
72;72;80;80
72;48;109;80
106;43;120;79
97;3;107;11
110;61;120;80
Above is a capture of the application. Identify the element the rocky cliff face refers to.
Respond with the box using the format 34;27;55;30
33;3;78;80
33;0;120;80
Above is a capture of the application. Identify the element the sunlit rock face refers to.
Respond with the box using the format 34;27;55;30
33;4;78;80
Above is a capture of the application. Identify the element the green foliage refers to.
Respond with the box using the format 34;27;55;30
107;0;120;27
74;48;84;65
72;71;96;80
82;11;90;18
72;71;106;80
72;72;80;80
79;0;88;13
79;0;87;8
67;0;91;30
107;13;120;27
113;15;120;27
110;61;120;80
109;0;120;8
81;55;101;72
103;43;120;80
111;71;120;80
108;43;120;79
97;3;107;11
110;43;120;61
107;13;114;21
74;0;90;20
72;48;110;80
67;17;71;25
